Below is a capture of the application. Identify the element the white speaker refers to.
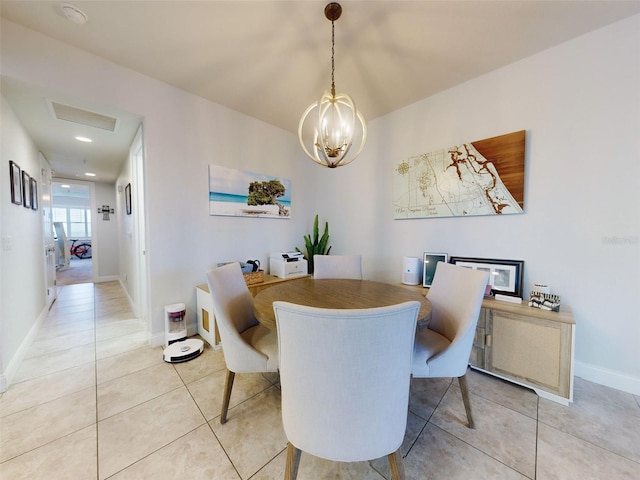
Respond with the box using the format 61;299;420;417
402;256;422;285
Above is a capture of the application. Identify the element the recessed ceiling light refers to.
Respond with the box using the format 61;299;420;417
59;3;88;25
60;184;71;188
75;136;92;143
85;172;96;177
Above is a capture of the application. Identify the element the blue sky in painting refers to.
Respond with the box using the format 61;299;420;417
208;164;291;203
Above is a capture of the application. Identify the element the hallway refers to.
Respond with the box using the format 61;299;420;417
56;257;93;285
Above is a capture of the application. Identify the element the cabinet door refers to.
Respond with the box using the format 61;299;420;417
469;308;487;369
486;310;572;398
196;287;220;348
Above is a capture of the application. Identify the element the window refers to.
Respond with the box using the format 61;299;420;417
53;207;92;238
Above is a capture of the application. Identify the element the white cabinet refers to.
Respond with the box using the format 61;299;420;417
196;285;220;349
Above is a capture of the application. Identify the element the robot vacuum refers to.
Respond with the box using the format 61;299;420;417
163;338;204;363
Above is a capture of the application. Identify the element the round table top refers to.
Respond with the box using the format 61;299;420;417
253;278;431;330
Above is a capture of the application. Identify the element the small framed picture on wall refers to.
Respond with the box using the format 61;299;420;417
22;171;31;209
30;177;38;211
125;183;132;215
9;160;22;205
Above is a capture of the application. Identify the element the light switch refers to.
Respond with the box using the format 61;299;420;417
2;235;13;251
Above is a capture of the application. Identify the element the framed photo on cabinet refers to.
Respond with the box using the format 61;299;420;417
422;252;448;287
450;256;524;297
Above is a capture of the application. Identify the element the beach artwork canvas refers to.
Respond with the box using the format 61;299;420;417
209;164;291;218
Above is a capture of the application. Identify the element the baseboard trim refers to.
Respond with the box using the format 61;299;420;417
1;305;49;392
116;278;137;315
96;275;120;283
575;361;640;396
149;332;165;348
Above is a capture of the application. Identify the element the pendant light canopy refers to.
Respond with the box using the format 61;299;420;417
298;2;367;168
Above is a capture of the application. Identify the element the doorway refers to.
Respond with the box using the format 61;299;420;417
52;180;95;285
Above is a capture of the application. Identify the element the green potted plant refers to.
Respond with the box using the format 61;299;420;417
297;214;331;274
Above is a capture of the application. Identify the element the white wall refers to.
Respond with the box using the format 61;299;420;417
0;95;47;389
141;97;318;344
94;181;119;281
1;19;318;354
320;15;640;393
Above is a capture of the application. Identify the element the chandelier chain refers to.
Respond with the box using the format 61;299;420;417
331;20;336;97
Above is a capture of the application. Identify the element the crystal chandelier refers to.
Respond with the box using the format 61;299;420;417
298;2;367;168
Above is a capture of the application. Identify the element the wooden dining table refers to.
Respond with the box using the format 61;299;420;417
253;278;432;330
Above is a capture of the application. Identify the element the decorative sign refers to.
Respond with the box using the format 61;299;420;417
393;130;525;219
208;165;291;218
529;292;561;311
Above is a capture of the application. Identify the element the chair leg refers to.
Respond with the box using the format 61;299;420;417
388;448;406;480
284;442;301;480
220;369;235;424
458;374;474;429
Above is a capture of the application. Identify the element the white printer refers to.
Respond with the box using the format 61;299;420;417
269;252;308;279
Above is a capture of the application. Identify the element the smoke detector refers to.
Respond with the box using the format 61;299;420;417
59;3;88;24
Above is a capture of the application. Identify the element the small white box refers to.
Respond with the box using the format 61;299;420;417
402;256;422;285
269;257;308;278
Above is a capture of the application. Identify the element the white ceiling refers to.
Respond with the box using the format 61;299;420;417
51;180;91;201
1;76;143;183
2;0;639;183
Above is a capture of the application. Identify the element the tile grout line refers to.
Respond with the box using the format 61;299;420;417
180;372;245;480
404;381;449;459
93;284;101;480
534;395;540;479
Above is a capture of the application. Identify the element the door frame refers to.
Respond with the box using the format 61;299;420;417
40;153;56;308
51;179;97;284
130;126;149;328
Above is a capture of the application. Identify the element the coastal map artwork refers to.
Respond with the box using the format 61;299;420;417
209;164;291;218
393;130;525;219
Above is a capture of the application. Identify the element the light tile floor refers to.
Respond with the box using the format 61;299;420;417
1;281;638;479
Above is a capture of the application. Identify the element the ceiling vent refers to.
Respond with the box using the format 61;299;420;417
51;102;118;131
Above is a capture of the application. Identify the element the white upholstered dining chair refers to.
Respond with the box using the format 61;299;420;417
412;261;489;428
273;300;420;480
206;262;279;424
312;254;363;279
